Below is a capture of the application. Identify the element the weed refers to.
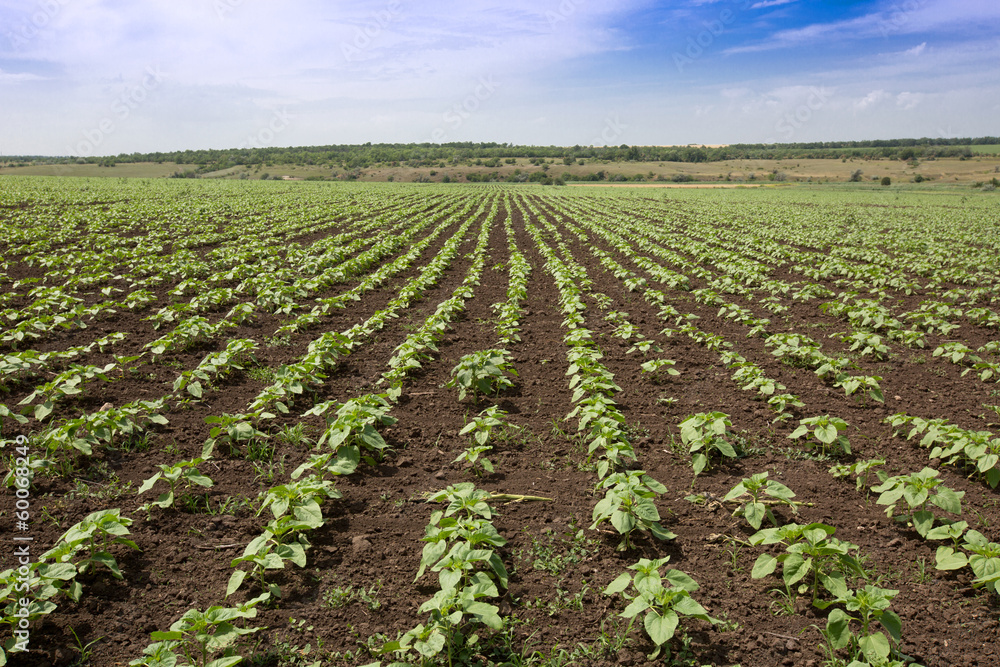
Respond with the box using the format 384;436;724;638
520;521;599;576
275;422;314;448
323;581;383;611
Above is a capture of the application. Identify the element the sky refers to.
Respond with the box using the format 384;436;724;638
1;0;998;156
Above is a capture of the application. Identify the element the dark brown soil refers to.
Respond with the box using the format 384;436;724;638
1;183;998;667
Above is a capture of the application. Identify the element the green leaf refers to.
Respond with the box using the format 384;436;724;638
752;553;778;579
783;553;811;586
644;609;679;646
912;509;935;538
205;658;244;667
935;546;968;571
34;401;54;421
932;487;964;515
226;570;247;596
788;425;808;440
815;423;837;445
604;572;632;595
825;608;853;650
621;596;651;619
859;632;891;663
610;510;636;535
745;502;766;530
880;610;902;644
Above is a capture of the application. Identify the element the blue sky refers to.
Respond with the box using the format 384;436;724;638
1;0;998;156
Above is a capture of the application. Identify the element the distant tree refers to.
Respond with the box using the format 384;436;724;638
881;176;891;186
849;169;863;182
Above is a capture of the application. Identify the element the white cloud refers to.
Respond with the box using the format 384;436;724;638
904;42;927;57
0;69;45;83
896;91;924;109
726;0;1000;54
854;90;890;111
750;0;798;9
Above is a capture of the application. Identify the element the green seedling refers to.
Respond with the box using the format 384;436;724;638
934;529;1000;595
257;474;340;527
751;522;864;606
592;470;676;551
678;412;738;476
830;458;886;497
639;358;680;383
41;509;138;583
227;515;313;603
871;467;964;539
819;585;904;667
130;600;262;667
138;456;214;509
453;445;494;476
604;557;719;660
459;405;506;448
446;349;518;402
721;472;800;530
789;415;851;456
304;393;396;465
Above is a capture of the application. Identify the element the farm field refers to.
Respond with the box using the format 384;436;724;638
1;177;999;667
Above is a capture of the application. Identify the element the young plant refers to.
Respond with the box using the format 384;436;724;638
835;374;885;405
303;393;397;465
829;457;886;498
639;358;680;383
256;475;340;528
41;509;138;583
766;393;804;418
591;470;676;551
204;413;269;454
678;412;738;476
818;585;904;667
934;529;1000;595
446;349;518;402
138;456;214;509
722;472;799;530
459;405;506;448
453;445;494;477
130;601;262;667
226;515;313;603
751;522;864;606
871;467;964;539
603;557;719;660
789;415;851;456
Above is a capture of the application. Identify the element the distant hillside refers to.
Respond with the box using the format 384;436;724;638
4;137;998;175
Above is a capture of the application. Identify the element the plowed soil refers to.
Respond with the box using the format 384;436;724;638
1;181;998;667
